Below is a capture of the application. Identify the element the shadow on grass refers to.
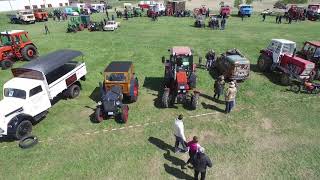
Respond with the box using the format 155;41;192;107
143;77;162;92
148;137;175;152
201;102;225;113
251;64;285;86
163;150;186;167
0;136;16;143
89;87;100;103
164;164;193;180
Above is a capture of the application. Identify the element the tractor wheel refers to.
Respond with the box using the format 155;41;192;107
190;93;199;110
118;105;129;123
1;60;13;70
68;84;81;99
257;55;271;72
21;45;38;61
15;120;32;140
95;106;104;123
162;90;169;108
312;87;320;94
290;84;300;93
130;80;139;102
280;74;291;86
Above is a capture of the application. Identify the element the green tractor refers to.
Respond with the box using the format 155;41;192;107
66;15;91;33
133;7;143;17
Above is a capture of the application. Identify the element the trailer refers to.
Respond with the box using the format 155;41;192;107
0;50;87;139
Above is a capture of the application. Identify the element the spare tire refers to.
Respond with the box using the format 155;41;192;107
19;135;38;149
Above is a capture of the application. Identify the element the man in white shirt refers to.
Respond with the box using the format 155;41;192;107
173;114;187;153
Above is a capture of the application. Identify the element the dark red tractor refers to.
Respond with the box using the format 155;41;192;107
296;41;320;80
0;30;38;70
161;46;199;109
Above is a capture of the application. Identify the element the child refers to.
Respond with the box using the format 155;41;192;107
186;136;201;165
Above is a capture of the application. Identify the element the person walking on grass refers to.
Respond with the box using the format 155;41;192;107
225;81;237;113
173;114;187;153
186;136;201;166
262;13;266;21
192;147;212;180
214;75;225;100
44;24;50;35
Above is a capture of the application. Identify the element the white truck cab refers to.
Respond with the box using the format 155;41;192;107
0;49;87;139
266;39;296;64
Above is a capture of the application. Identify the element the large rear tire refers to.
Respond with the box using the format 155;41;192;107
257;55;271;72
1;60;13;70
118;105;129;123
290;84;300;93
15;120;32;140
95;106;104;123
162;90;169;108
21;45;38;61
130;80;139;102
190;93;199;110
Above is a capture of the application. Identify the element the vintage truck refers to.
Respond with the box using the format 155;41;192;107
103;21;120;31
34;9;49;21
0;50;87;139
214;49;250;81
10;10;36;24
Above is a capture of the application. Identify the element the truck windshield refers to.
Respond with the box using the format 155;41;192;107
4;88;26;99
106;73;126;81
282;44;295;54
176;56;190;66
0;35;12;46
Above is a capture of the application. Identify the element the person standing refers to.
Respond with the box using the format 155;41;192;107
278;15;282;24
173;114;187;153
225;81;237;113
205;49;216;70
288;15;292;24
44;23;50;35
241;13;244;21
221;17;226;30
192;147;212;180
106;9;109;18
214;75;225;100
276;15;279;23
186;136;201;165
262;13;266;21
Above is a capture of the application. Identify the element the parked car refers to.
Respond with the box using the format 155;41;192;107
10;10;36;24
103;21;120;31
0;50;87;139
214;49;250;81
238;4;253;17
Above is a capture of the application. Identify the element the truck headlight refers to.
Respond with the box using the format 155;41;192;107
116;101;120;106
97;101;102;106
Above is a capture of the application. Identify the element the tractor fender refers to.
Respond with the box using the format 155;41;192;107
129;77;136;97
7;114;33;136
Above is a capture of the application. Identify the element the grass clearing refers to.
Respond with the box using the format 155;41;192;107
0;12;320;179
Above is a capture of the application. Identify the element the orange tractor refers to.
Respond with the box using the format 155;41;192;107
34;9;49;21
161;47;199;109
0;30;38;70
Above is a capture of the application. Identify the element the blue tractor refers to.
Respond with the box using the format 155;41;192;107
238;4;253;17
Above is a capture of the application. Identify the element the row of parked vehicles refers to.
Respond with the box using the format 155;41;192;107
0;28;319;140
9;9;49;24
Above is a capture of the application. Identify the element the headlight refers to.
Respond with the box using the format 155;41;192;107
97;101;102;105
116;101;120;106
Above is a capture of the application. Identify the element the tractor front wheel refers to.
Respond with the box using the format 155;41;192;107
162;90;169;108
290;84;301;93
190;93;199;110
95;107;104;123
118;105;129;123
21;45;38;61
1;60;13;70
280;73;291;86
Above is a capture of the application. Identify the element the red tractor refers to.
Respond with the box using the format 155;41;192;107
257;39;315;85
161;47;199;109
296;41;320;80
0;30;38;70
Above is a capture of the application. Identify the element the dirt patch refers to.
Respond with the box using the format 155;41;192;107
254;135;288;151
261;118;273;130
188;129;228;145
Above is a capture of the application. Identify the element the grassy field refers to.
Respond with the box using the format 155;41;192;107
0;12;320;180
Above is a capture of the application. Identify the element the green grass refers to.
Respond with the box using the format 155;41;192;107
0;13;320;179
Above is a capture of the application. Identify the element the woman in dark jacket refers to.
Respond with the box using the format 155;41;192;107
192;147;212;180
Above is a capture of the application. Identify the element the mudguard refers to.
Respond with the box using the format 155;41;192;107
7;114;33;136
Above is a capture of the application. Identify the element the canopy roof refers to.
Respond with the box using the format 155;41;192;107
16;49;83;75
105;61;133;72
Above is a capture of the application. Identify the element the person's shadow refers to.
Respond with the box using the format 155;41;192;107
164;164;193;180
148;137;175;152
202;102;225;113
163;150;186;168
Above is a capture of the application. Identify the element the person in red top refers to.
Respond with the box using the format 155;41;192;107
186;136;201;165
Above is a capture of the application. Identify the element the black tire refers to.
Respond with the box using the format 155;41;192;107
19;135;38;149
21;45;38;61
95;106;104;123
15;120;32;140
280;74;291;86
117;105;129;123
1;60;13;70
190;93;199;110
68;84;81;99
312;87;320;94
130;80;139;102
257;55;271;72
314;69;320;80
162;90;169;108
290;84;300;93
